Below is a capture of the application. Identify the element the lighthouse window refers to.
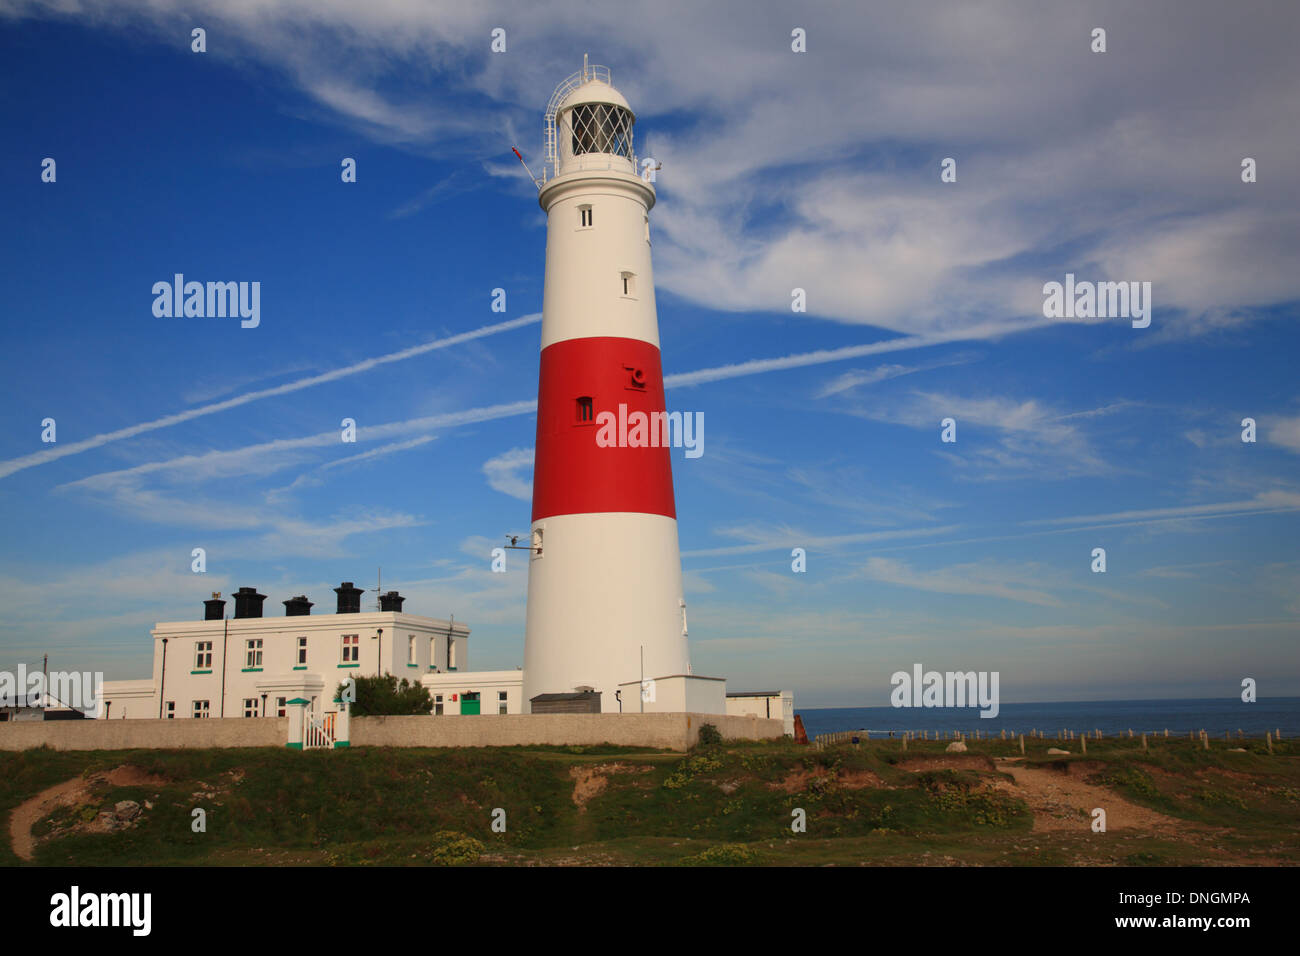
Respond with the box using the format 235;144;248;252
569;103;634;159
577;396;594;423
579;205;593;228
621;272;636;297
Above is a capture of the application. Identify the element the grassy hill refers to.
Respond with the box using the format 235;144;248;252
2;735;1296;866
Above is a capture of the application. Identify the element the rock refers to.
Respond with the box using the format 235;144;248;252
717;780;739;795
1047;747;1070;755
945;741;968;753
113;800;141;821
1228;747;1247;752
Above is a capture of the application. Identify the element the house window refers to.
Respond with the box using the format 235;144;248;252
434;694;444;716
276;697;287;718
194;641;212;669
245;638;263;668
620;272;635;296
341;634;359;663
243;698;259;718
408;635;417;665
297;637;308;665
192;700;210;719
577;396;594;423
578;204;593;228
165;701;175;719
498;691;508;715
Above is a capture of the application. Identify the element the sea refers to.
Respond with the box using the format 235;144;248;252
797;697;1300;740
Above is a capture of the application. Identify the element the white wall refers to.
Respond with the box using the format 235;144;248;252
104;611;469;718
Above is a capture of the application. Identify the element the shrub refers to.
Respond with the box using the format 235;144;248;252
683;843;758;866
335;675;433;716
427;830;485;866
697;723;723;747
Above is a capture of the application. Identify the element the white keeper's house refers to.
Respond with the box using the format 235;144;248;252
98;583;523;721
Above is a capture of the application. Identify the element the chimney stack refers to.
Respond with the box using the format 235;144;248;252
283;595;313;617
334;582;363;614
378;590;405;612
203;593;226;621
232;587;267;619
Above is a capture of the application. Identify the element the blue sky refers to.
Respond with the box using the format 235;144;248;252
1;0;1298;707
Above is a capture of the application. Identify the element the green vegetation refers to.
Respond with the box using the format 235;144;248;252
0;735;1295;867
335;675;432;716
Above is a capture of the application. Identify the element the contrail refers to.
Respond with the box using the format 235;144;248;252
54;319;1049;488
0;313;541;480
664;319;1047;388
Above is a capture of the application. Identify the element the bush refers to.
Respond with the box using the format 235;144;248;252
697;723;722;747
427;830;485;866
683;843;758;866
335;675;433;716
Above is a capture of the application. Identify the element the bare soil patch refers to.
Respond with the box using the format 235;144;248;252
570;763;651;810
9;765;168;861
991;757;1189;833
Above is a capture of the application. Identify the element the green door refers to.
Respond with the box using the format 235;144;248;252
460;693;480;715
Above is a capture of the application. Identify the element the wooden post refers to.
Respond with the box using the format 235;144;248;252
902;733;908;752
1202;731;1210;751
1266;731;1273;754
1141;733;1147;752
1018;734;1025;754
1081;735;1087;754
1163;728;1168;738
1128;728;1133;738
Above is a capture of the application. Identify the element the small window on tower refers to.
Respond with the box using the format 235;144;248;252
621;271;635;297
644;215;650;244
576;396;594;423
579;204;593;228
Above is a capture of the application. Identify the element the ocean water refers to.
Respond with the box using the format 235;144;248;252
797;697;1300;740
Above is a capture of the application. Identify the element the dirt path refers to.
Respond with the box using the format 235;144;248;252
991;757;1187;832
8;766;167;861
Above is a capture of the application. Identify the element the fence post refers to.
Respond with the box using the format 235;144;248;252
1081;735;1087;754
285;698;308;750
1141;733;1147;752
1018;734;1025;755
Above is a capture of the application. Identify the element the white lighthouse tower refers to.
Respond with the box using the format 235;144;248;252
522;61;707;714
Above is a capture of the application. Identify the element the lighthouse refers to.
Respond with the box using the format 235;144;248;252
522;61;695;713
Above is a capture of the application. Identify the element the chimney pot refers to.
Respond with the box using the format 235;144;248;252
202;596;227;621
378;590;405;613
334;581;363;614
283;595;314;617
232;587;267;620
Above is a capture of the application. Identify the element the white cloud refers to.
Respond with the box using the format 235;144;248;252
482;447;534;500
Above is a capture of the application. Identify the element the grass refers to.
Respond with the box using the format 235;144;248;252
1;735;1295;866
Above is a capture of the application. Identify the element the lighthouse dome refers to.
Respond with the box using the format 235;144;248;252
557;78;633;116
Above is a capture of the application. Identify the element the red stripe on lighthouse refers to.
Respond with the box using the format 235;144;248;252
532;336;677;521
